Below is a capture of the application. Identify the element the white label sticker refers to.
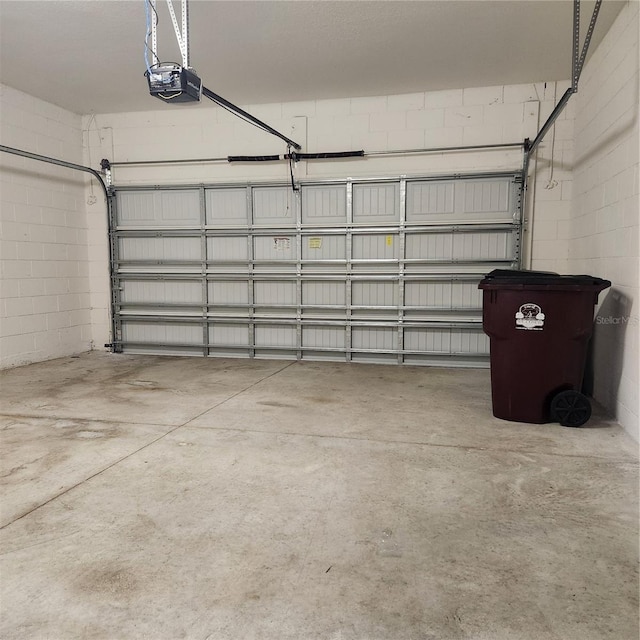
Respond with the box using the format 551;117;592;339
515;303;545;330
273;237;291;251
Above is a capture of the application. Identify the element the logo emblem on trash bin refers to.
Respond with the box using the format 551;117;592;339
515;303;545;330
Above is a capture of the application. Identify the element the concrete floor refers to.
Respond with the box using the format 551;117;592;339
0;353;638;640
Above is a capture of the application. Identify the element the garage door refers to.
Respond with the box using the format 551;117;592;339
109;172;522;366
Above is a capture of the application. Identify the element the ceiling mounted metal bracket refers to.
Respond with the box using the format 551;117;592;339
146;0;301;150
574;0;602;88
528;0;602;157
149;0;191;71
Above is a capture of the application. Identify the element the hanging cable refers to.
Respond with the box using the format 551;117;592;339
84;114;100;205
287;145;298;192
545;82;558;190
144;0;159;75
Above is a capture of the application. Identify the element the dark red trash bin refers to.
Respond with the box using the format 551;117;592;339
479;269;611;427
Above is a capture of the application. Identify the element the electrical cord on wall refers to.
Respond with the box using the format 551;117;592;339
287;144;298;192
545;82;559;190
84;114;99;205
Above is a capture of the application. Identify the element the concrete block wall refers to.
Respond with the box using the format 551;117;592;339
570;1;639;440
0;84;92;367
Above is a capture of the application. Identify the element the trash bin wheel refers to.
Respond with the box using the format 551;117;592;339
550;390;592;427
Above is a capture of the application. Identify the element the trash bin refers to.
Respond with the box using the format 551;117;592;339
479;269;611;427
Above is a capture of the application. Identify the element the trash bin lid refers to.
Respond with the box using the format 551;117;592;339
479;269;611;291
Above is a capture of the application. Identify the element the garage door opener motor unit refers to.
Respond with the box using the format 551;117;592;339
143;0;301;149
146;63;202;103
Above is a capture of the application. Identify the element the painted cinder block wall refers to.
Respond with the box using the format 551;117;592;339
570;1;639;440
0;85;92;368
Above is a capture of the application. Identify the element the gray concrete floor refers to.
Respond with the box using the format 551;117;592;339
0;352;638;640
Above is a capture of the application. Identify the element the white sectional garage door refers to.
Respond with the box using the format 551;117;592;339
110;173;522;365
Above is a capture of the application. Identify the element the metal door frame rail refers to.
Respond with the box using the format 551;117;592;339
110;170;522;362
106;143;525;182
110;170;523;191
0;144;109;200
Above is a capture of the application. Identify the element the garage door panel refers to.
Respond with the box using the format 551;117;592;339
208;237;248;261
405;328;451;353
404;328;488;354
462;179;511;215
206;188;248;226
253;187;295;226
405;234;453;261
302;326;345;349
405;281;481;309
353;183;398;224
119;237;200;261
351;352;398;364
208;281;249;305
120;280;201;305
117;190;200;227
121;321;202;345
452;230;513;260
352;281;398;307
352;327;396;351
302;185;347;225
451;329;489;354
254;281;296;306
406;177;515;223
112;174;521;364
255;325;296;347
209;324;249;347
352;234;399;261
406;181;456;221
302;281;346;307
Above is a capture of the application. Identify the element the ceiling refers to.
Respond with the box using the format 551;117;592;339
0;0;625;115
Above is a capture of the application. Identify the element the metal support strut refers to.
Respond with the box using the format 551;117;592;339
528;0;602;156
109;142;523;167
201;86;301;150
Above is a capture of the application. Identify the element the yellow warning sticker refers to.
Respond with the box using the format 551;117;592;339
386;235;393;246
309;237;322;249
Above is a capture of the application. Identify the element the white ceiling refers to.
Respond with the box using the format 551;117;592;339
0;0;625;115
